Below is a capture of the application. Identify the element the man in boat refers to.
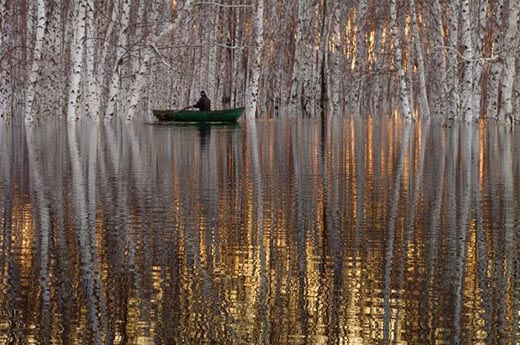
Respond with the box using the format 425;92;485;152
193;91;211;111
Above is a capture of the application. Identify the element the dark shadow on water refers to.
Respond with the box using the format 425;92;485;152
146;121;240;149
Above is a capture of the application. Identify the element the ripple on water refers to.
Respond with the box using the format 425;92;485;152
0;119;519;343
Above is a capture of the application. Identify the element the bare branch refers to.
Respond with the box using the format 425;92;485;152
150;43;176;72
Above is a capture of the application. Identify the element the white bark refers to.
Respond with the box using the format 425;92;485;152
207;10;219;110
318;0;331;115
40;2;63;118
0;0;6;43
85;0;100;121
301;6;317;110
352;0;368;110
131;0;145;74
447;1;460;119
246;0;264;119
99;4;118;77
472;0;489;119
430;0;447;116
486;0;505;119
389;0;413;120
104;0;132;121
329;2;342;111
407;35;415;117
372;26;386;113
410;0;430;118
0;0;11;122
67;0;87;122
499;0;520;123
126;0;194;122
461;0;475;122
0;67;9;122
289;0;312;109
24;0;46;122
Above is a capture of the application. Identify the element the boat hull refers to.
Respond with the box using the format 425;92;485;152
152;107;245;122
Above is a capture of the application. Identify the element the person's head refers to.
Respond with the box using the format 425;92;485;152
200;91;206;97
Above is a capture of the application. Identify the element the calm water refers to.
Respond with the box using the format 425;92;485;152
0;118;519;344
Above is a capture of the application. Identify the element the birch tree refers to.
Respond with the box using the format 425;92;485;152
289;0;314;110
0;0;11;122
429;0;447;117
126;0;195;121
317;0;331;115
245;0;264;119
372;20;388;113
498;0;520;123
207;9;219;110
104;0;132;121
24;0;46;122
486;0;505;119
461;0;475;122
352;0;368;111
0;64;9;122
67;0;87;122
410;0;430;118
329;2;343;111
3;0;520;122
389;0;413;120
447;1;460;119
85;0;100;120
473;0;489;118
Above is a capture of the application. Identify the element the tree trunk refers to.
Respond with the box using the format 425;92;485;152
407;34;415;117
472;0;489;119
486;0;505;120
410;0;430;118
352;0;368;112
85;0;100;120
245;0;264;119
329;2;342;111
207;9;220;110
372;25;386;114
447;1;460;119
430;0;447;117
24;0;46;122
39;1;63;119
498;0;520;123
318;0;331;117
104;0;132;121
126;0;194;122
93;3;114;113
389;0;413;120
289;0;312;109
0;0;11;122
461;0;475;122
67;0;87;122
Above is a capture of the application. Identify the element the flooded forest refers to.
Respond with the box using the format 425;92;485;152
0;0;519;122
1;0;520;344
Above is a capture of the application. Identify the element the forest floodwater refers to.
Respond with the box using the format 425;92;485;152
0;117;519;344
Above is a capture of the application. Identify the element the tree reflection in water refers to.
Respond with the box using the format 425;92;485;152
0;118;519;344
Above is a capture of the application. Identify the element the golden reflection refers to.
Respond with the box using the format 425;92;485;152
0;121;519;343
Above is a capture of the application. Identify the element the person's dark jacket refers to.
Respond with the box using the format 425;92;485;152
194;95;211;111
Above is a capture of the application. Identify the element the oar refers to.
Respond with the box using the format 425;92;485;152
176;105;192;112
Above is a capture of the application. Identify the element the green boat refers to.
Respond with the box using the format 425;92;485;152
152;107;245;123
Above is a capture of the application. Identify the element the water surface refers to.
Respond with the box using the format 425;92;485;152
0;118;519;344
